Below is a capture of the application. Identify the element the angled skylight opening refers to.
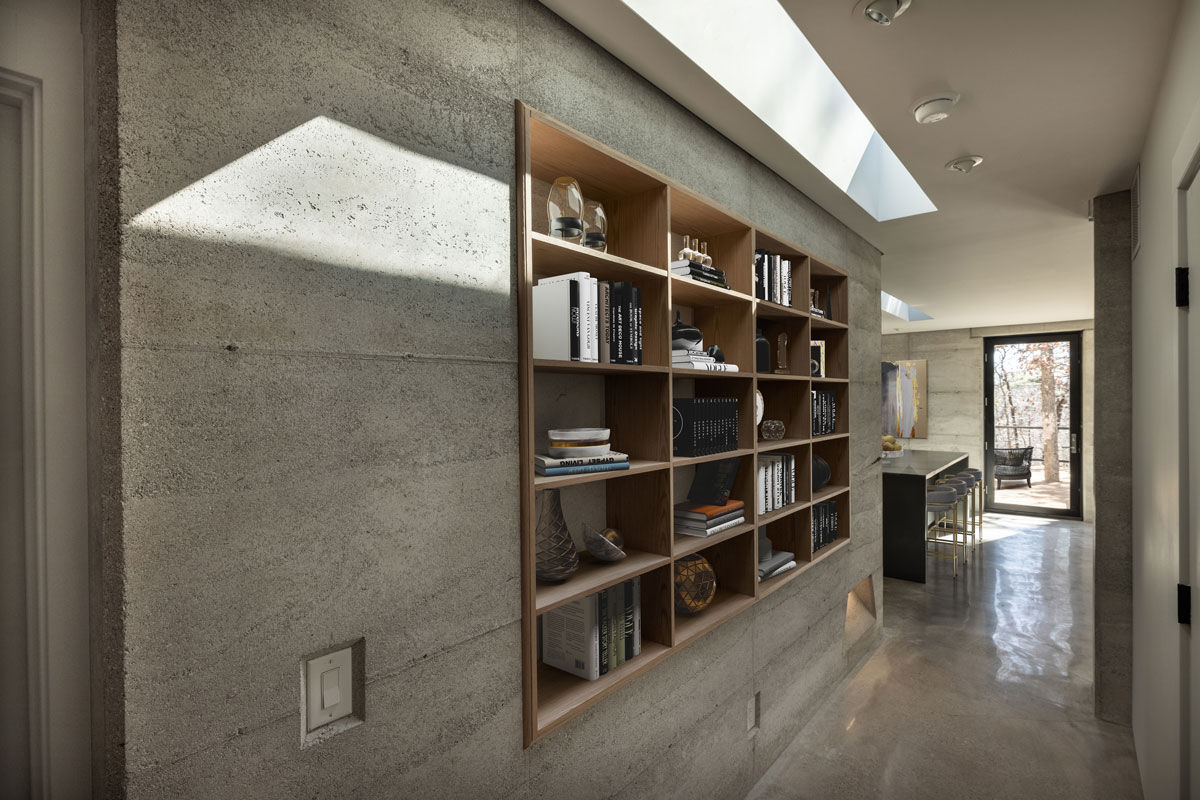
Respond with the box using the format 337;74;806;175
620;0;936;222
882;291;933;322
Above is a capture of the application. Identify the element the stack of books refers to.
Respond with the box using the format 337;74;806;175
672;397;739;457
540;577;641;681
812;389;838;436
672;347;739;372
673;499;746;538
534;450;630;477
757;453;797;514
813;500;840;554
758;547;797;582
532;272;642;364
670;258;728;289
754;248;793;307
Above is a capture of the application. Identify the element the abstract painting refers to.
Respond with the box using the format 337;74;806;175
890;359;927;439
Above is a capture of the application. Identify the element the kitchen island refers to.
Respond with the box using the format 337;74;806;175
882;450;970;583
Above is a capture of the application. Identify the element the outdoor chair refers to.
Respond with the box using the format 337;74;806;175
994;446;1033;489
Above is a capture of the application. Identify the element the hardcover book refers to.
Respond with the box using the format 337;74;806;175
687;458;741;504
541;594;599;680
673;498;745;521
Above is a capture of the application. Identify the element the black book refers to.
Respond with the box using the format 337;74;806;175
754;251;766;299
632;286;642;365
614;281;630;364
673;398;698;457
598;587;609;675
688;457;741;504
675;262;728;281
569;279;581;362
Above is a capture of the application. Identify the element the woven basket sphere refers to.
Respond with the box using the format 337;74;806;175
674;553;717;615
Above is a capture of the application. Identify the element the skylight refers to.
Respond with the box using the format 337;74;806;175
620;0;936;222
882;291;933;322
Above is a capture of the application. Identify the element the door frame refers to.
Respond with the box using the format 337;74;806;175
983;331;1083;518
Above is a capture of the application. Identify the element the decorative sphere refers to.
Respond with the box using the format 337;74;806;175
674;554;717;615
760;419;786;441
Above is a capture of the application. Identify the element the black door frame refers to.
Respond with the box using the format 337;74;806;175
983;331;1083;518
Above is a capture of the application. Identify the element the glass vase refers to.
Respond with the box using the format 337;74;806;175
546;177;584;244
582;199;607;253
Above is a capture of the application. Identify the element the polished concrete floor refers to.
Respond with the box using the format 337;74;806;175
748;514;1142;800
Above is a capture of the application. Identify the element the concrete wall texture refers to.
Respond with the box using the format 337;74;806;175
1091;192;1133;728
881;322;1095;522
86;1;884;797
1130;0;1200;794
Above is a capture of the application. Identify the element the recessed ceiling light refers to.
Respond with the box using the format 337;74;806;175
945;155;984;174
857;0;912;26
912;93;960;124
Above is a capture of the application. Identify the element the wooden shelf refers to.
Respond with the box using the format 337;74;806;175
535;550;671;614
671;447;754;468
758;537;851;599
670;367;752;379
536;642;671;737
673;521;755;558
534;359;668;375
813;484;850;504
674;591;755;646
670;274;753;307
533;459;669;489
531;231;665;282
757;500;811;528
756;301;808;320
517;103;853;747
757;436;811;453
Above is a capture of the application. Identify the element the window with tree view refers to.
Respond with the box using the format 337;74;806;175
990;340;1074;512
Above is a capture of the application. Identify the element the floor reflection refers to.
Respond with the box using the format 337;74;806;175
748;513;1141;800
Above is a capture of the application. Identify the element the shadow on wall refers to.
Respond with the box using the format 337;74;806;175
114;115;531;779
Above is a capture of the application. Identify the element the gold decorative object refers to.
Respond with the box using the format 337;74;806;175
774;332;790;374
535;489;579;583
674;553;717;615
582;524;626;562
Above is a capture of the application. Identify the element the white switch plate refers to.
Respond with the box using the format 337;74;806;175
305;646;353;732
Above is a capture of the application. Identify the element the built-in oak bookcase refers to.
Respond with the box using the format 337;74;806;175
517;102;852;746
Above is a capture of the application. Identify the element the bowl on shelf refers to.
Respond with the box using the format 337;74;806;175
548;427;611;458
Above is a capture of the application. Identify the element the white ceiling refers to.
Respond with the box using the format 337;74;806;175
539;0;1180;333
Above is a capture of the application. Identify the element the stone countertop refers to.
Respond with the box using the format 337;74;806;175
881;449;969;478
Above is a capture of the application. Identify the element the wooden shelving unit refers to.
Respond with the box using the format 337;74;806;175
517;102;852;746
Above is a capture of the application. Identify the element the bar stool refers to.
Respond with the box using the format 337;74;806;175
952;471;978;554
933;477;970;564
963;467;983;544
926;484;960;577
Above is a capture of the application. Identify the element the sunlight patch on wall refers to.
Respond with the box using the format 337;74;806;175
621;0;936;221
127;116;509;290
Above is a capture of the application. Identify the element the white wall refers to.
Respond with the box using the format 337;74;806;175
0;0;90;796
1130;0;1200;796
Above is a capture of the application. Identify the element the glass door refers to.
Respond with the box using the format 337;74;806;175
983;332;1082;517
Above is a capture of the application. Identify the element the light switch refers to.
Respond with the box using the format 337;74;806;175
321;668;341;709
305;646;353;732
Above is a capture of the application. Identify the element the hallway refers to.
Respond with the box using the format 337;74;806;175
749;514;1142;800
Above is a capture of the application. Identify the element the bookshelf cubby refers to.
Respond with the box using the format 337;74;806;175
517;102;853;746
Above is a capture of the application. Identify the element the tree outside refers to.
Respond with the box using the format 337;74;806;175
993;341;1071;483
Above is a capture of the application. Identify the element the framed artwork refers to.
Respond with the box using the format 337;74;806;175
888;359;928;439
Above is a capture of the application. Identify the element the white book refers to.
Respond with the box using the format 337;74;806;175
783;259;791;307
675;516;746;538
588;277;599;363
532;281;573;361
538;272;593;362
774;457;783;509
758;463;768;515
675;362;739;372
541;594;599;681
773;255;782;304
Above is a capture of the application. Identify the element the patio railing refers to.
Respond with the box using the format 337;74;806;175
994;424;1070;464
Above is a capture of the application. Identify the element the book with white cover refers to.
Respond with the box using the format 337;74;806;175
541;594;599;681
675;515;746;538
532;280;572;361
674;362;739;372
538;272;597;362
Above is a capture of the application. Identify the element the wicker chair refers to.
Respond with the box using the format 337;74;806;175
994;446;1033;489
